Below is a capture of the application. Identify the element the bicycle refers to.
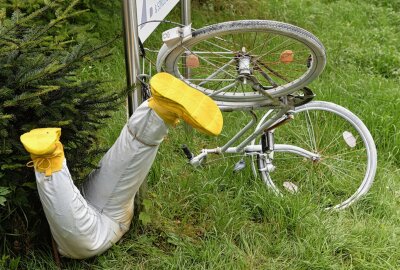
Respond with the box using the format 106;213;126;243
138;20;377;210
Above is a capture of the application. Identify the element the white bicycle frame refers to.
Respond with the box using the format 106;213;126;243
184;105;320;169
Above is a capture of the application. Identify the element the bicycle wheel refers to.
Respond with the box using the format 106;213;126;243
255;101;377;210
163;20;326;108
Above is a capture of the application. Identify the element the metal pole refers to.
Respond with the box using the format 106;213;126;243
122;0;142;117
181;0;191;78
181;0;191;28
121;0;144;230
181;0;193;133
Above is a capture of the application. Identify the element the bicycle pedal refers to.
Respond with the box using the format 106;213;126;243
233;159;246;172
181;144;193;161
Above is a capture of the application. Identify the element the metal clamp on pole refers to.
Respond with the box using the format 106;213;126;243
122;0;142;117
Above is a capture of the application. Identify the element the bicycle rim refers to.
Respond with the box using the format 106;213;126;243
256;101;377;210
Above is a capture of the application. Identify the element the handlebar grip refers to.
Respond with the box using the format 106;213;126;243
181;144;193;160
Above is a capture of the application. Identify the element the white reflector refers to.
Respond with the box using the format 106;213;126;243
343;131;356;148
283;181;298;194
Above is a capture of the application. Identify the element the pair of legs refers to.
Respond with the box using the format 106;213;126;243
21;73;223;259
34;101;167;259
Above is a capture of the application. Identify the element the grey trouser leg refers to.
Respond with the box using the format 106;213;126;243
34;101;168;258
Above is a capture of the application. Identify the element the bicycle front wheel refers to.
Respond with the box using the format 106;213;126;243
256;101;377;210
163;20;326;108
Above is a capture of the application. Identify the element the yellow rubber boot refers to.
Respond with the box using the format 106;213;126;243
20;128;64;176
148;97;180;126
148;72;223;136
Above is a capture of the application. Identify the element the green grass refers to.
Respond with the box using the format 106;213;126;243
21;0;400;269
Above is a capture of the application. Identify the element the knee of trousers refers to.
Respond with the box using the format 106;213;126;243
51;213;125;259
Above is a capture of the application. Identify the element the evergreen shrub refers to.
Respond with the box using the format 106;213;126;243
0;0;122;256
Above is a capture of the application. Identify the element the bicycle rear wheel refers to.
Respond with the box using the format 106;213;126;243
255;101;377;210
163;20;326;108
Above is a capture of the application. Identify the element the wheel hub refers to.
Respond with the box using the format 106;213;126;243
237;47;252;76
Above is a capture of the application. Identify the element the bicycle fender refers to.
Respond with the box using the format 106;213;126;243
156;43;173;72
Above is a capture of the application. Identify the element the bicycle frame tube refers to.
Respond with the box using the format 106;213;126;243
235;106;289;151
238;144;320;160
188;105;320;166
220;111;257;152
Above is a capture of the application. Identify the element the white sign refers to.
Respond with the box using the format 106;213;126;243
137;0;180;42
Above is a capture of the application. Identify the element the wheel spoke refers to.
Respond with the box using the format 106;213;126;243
198;58;236;86
255;39;296;62
256;60;290;83
301;110;317;152
182;46;237;79
247;33;276;55
208;82;238;97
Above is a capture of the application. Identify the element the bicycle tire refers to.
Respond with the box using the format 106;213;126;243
163;20;326;109
253;101;377;210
